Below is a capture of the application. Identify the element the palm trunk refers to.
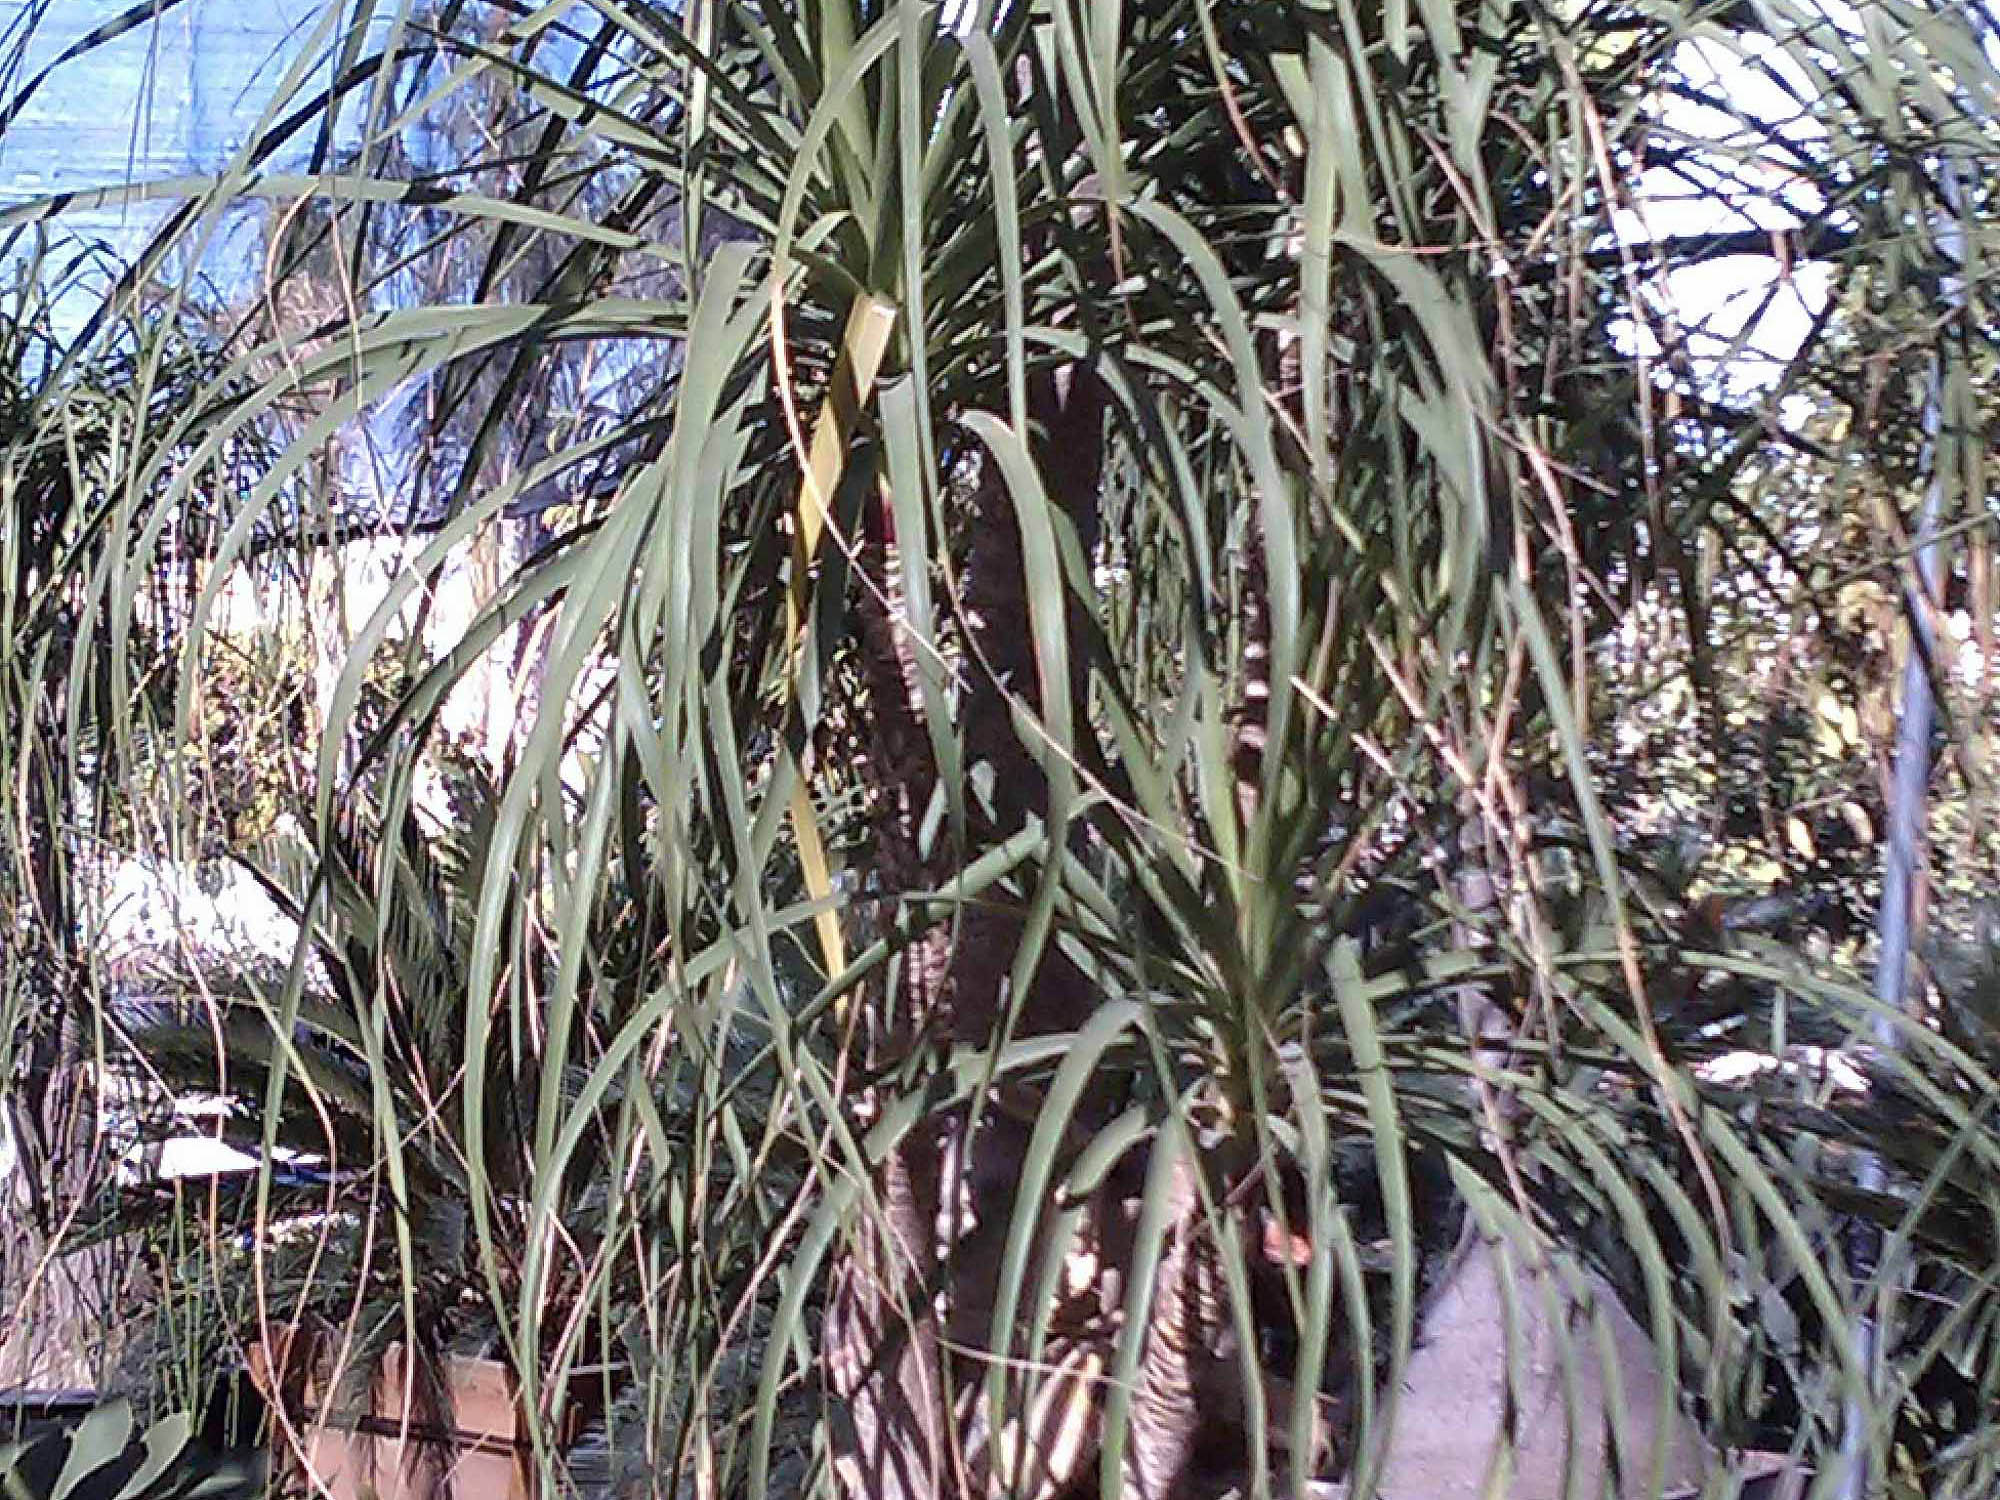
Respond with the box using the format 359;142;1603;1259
825;360;1117;1499
1;516;116;1390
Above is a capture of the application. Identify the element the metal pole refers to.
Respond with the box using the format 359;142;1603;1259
1837;153;1965;1500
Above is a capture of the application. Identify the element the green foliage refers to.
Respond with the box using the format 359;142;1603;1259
0;1;1995;1497
0;1403;259;1500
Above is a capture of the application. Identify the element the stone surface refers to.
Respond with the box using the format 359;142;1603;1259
1337;1237;1796;1500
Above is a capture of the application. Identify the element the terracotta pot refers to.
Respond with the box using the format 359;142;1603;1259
246;1330;578;1500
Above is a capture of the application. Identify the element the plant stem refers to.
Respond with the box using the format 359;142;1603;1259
1840;153;1965;1500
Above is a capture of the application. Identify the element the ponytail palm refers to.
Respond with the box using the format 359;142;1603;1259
5;0;1997;1497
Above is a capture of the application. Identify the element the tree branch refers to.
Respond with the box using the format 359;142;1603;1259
1511;221;1860;286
